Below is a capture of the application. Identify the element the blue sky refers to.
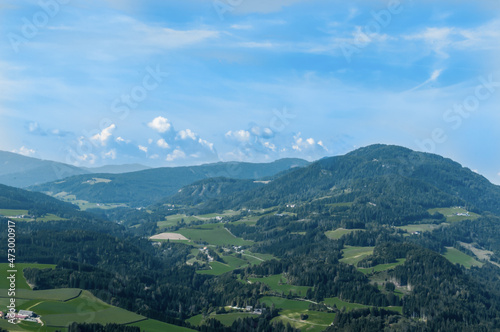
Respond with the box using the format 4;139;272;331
1;0;499;183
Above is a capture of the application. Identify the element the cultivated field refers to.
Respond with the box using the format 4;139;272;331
150;232;189;241
175;224;253;246
260;297;335;332
443;247;483;269
428;207;480;223
248;274;311;296
339;246;374;265
325;228;364;240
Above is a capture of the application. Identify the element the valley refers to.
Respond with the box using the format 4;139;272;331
1;145;500;331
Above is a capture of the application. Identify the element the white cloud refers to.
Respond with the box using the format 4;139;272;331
76;153;97;165
91;124;116;146
263;141;276;151
138;145;148;153
405;69;444;93
251;126;273;138
226;130;251;143
148;116;171;133
178;129;197;140
292;133;325;152
103;149;117;160
198;138;214;151
28;122;39;132
115;15;219;49
157;138;170;149
116;136;130;143
166;149;186;161
12;146;35;156
231;24;253;30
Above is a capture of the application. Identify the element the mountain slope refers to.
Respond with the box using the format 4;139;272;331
0;183;79;216
164;144;500;220
0;151;89;188
31;158;310;207
83;163;151;174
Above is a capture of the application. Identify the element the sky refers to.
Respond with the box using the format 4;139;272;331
1;0;499;184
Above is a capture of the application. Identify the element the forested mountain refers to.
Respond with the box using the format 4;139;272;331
0;150;89;188
0;183;79;216
30;158;309;207
3;145;500;331
164;145;500;221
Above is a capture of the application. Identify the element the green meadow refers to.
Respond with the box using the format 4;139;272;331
339;246;374;266
176;224;252;246
325;228;364;240
443;247;483;269
248;274;311;296
428;207;480;223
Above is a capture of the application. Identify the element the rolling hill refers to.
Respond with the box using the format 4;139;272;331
0;150;89;188
30;158;310;207
164;144;500;221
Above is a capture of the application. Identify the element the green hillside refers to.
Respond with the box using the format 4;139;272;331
30;158;309;207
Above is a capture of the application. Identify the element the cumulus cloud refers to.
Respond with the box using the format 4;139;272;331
138;145;148;153
103;149;117;160
12;146;36;156
145;117;217;163
91;124;116;146
225;130;251;143
178;129;197;140
157;138;170;149
292;133;327;152
148;116;171;133
166;149;186;161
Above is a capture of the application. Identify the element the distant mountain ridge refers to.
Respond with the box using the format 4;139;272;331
0;150;90;188
30;158;310;207
83;164;151;174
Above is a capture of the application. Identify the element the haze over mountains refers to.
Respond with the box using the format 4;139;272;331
30;158;310;207
0;150;151;188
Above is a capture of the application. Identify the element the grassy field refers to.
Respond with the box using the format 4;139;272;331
325;228;364;240
339;246;374;266
428;207;480;223
323;297;370;311
443;247;483;269
358;259;406;274
248;274;311;296
0;209;29;216
130;318;196;331
323;297;402;314
0;288;153;330
52;192;127;211
397;223;444;234
157;214;202;228
0;263;56;291
176;224;252;246
197;251;273;276
260;297;334;332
